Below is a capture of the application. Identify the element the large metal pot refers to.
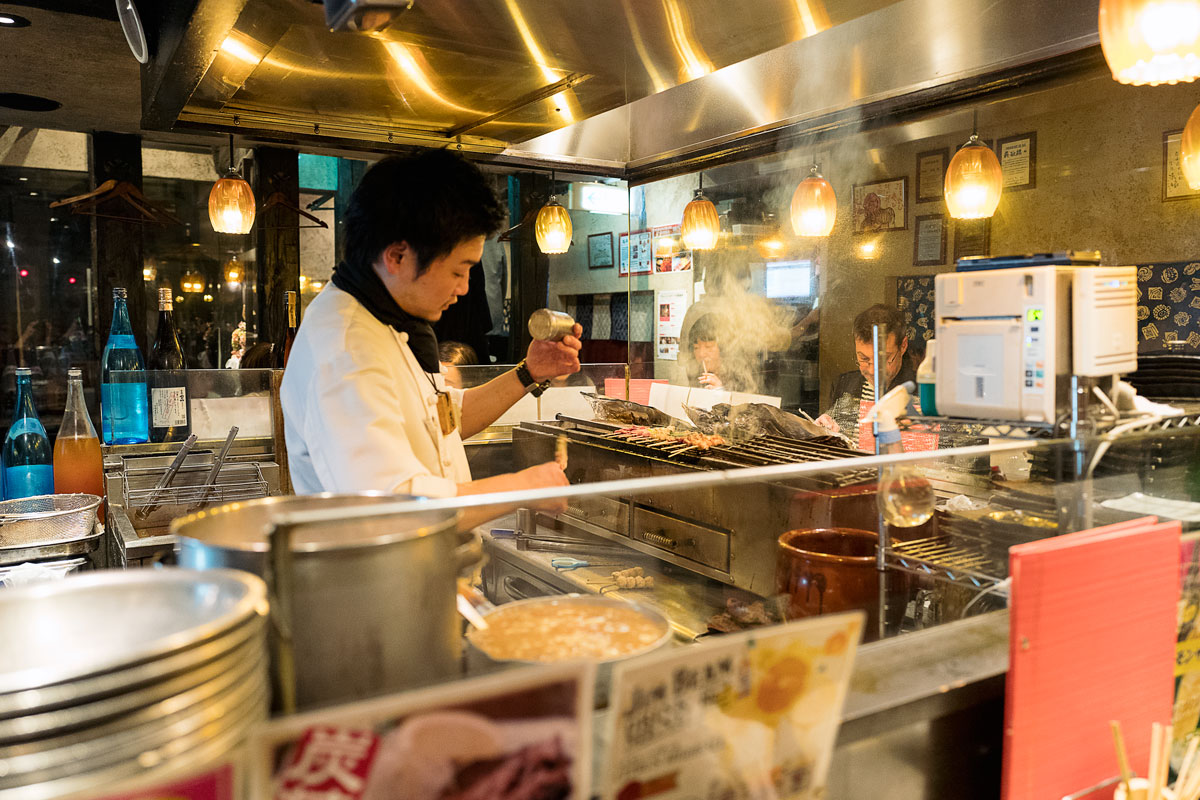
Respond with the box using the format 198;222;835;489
775;527;909;642
171;493;475;711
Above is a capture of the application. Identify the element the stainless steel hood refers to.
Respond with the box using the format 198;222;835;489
145;0;902;154
145;0;1102;174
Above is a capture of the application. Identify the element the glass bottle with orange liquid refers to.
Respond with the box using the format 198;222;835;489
54;368;105;520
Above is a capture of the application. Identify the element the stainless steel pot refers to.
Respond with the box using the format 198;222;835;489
171;493;476;711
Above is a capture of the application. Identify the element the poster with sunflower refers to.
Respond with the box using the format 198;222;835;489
604;611;863;800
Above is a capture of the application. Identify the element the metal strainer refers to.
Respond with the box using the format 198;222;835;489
0;494;101;549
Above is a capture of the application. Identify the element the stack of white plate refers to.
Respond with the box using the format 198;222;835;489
0;569;269;800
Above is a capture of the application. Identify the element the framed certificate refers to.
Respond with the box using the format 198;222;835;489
996;132;1036;191
587;232;614;268
915;149;948;202
913;214;947;266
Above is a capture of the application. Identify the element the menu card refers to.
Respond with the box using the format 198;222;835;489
604;612;863;800
250;664;594;800
1003;516;1181;800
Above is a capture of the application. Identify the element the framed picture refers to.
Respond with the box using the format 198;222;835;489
1163;130;1200;201
915;149;948;202
913;214;947;266
996;132;1037;191
618;229;653;276
953;218;991;262
587;231;614;268
852;177;908;234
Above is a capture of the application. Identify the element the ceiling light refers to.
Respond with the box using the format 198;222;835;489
52;257;60;264
790;165;838;237
535;173;572;254
182;270;204;293
1100;0;1200;84
681;174;719;251
5;240;13;249
18;177;27;182
143;264;157;281
223;257;242;285
945;115;1003;220
208;133;256;234
203;294;214;302
0;14;31;27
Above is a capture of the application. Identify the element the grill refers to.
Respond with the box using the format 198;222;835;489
512;416;885;596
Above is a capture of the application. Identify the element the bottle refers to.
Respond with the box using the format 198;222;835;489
282;290;298;367
917;339;937;417
148;287;191;443
3;368;54;499
54;368;104;519
101;288;149;445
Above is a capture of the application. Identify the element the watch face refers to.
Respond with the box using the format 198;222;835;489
116;0;149;64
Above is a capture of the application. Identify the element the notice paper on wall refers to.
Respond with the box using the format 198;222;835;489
656;289;687;360
604;611;863;800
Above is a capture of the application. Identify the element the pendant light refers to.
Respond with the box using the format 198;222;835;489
944;112;1003;220
790;165;837;237
223;255;243;285
208;133;256;235
681;173;719;251
1182;103;1200;188
534;170;572;254
181;269;205;293
1099;0;1200;85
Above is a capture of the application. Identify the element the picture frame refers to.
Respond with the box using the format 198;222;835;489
996;132;1037;191
1163;130;1200;201
913;213;947;266
852;177;908;234
587;231;614;268
915;149;948;202
953;217;991;262
618;229;653;276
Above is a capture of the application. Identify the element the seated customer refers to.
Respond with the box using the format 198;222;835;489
438;340;478;390
685;314;729;390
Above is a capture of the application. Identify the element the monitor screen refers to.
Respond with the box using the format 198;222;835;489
765;262;813;299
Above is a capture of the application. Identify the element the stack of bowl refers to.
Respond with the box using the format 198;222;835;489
0;569;269;799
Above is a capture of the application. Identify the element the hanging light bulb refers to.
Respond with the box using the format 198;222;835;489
1099;0;1200;85
790;165;837;237
681;173;719;251
142;259;158;282
182;269;204;293
1182;103;1200;188
944;117;1003;219
208;133;256;234
223;255;243;285
535;172;572;254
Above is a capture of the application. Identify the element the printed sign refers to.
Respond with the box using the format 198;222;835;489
652;225;692;273
604;612;863;800
251;665;593;800
656;289;687;361
619;230;654;276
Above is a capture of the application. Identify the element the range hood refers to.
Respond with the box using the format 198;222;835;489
144;0;1100;175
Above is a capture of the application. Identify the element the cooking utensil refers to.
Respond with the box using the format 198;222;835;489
172;493;479;712
194;426;237;507
550;557;622;571
0;494;101;551
528;309;577;342
135;433;197;519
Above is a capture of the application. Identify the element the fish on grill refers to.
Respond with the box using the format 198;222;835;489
685;402;842;442
582;393;678;427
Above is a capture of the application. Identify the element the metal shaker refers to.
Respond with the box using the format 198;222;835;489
528;309;577;341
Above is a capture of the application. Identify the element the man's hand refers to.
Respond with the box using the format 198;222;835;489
698;372;723;389
815;414;840;433
525;324;582;382
515;461;569;513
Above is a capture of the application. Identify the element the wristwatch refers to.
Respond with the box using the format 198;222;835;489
515;359;551;397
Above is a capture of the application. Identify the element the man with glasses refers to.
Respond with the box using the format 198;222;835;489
816;304;918;450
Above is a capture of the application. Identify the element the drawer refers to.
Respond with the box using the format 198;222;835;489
630;506;729;573
563;494;628;533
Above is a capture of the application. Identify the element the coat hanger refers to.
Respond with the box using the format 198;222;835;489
258;191;329;229
50;180;183;226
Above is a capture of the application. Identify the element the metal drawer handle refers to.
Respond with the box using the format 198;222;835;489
501;575;548;601
641;530;678;549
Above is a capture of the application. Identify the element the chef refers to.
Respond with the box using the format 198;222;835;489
281;150;580;498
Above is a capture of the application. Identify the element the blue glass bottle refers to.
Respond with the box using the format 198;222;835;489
101;287;149;444
2;368;54;499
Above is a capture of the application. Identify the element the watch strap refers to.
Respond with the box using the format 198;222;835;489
515;360;551;397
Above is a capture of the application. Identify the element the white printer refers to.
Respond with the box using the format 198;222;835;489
935;262;1137;422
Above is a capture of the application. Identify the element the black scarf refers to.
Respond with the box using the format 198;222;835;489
331;260;440;373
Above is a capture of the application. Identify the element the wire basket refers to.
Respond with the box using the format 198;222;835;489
0;494;102;549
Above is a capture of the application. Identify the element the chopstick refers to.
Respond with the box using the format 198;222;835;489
1176;735;1199;798
1112;720;1133;796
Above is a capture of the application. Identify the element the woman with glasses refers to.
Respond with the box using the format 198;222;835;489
816;304;921;451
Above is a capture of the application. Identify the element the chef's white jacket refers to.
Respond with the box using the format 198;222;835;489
280;284;471;497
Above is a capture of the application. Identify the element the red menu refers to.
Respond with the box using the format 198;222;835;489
1002;516;1181;800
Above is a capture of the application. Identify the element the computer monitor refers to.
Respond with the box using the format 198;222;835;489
764;261;813;300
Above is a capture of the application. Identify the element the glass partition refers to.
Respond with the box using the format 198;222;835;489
107;368;275;443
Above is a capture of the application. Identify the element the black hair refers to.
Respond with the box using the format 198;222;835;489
239;342;275;369
438;340;478;367
344;150;506;276
852;304;908;346
688;314;720;349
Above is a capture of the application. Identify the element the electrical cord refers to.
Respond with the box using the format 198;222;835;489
961;577;1012;619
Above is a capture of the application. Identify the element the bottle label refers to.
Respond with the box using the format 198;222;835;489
151;387;188;428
